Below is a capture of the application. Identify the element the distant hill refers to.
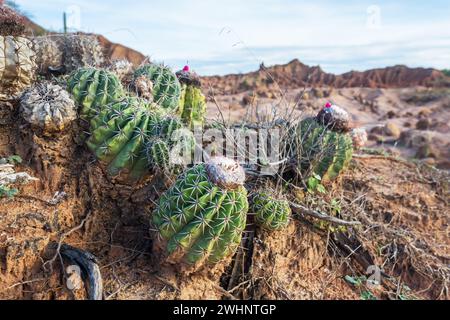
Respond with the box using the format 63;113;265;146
202;59;450;94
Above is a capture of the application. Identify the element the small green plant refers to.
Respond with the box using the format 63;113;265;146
86;97;191;180
7;155;22;164
307;173;326;194
344;275;377;300
330;198;341;215
0;185;18;198
442;69;450;77
0;155;22;165
360;290;377;300
398;285;418;300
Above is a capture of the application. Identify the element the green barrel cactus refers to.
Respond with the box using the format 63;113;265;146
133;63;181;112
286;117;353;182
251;191;291;231
147;139;171;169
152;156;249;266
86;97;191;180
86;97;162;180
67;67;125;120
176;66;207;129
145;115;194;170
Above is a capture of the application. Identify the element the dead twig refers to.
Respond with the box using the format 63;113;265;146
42;210;92;273
290;202;361;226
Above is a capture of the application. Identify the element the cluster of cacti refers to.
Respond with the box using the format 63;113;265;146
86;97;192;180
133;63;181;112
286;117;353;182
67;67;125;120
251;191;291;231
152;157;248;266
176;66;207;129
20;82;77;134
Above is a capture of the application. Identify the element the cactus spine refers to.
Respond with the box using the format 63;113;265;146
286;117;353;182
67;67;125;120
133;63;181;112
251;191;291;231
152;157;249;265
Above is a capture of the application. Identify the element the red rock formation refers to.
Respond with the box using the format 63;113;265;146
203;59;450;94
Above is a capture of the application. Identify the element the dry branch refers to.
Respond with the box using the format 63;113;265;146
290;202;361;226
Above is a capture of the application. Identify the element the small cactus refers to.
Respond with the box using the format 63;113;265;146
32;34;105;75
145;115;194;171
176;66;207;129
0;36;36;101
251;191;291;231
67;67;125;120
133;63;181;112
32;36;64;75
286;117;353;182
63;34;105;73
152;156;249;266
20;82;77;134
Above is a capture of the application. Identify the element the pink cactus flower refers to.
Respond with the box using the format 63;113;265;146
183;65;190;72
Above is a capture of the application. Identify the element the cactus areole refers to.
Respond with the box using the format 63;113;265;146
316;102;352;132
176;65;201;88
152;157;249;266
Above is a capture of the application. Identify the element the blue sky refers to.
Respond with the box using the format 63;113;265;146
14;0;450;75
